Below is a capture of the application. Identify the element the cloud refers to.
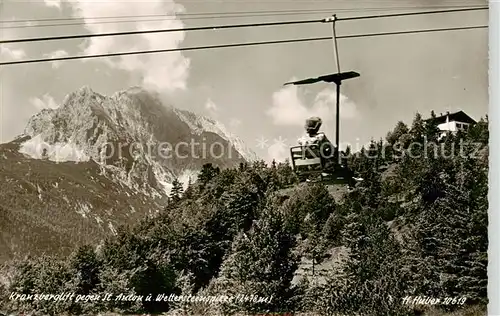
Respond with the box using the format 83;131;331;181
267;83;358;126
44;0;62;9
30;94;59;110
267;142;289;163
44;50;69;68
65;0;190;93
0;45;26;61
314;88;358;119
0;28;26;61
266;136;290;163
205;99;218;112
204;98;219;119
229;118;241;128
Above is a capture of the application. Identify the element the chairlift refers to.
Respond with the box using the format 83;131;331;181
283;15;363;187
286;72;360;186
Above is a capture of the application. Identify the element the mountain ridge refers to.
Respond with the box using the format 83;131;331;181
0;85;258;263
16;85;258;194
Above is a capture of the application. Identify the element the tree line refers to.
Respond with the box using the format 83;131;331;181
0;112;489;316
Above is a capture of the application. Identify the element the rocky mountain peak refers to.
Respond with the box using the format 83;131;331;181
16;86;258;196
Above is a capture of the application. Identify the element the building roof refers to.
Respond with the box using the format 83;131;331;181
429;110;477;125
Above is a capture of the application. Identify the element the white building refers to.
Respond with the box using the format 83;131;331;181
431;111;476;139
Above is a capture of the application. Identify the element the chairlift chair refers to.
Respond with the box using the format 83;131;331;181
290;145;357;186
283;16;363;187
285;71;361;187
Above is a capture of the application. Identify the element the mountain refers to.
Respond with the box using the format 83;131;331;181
0;86;258;262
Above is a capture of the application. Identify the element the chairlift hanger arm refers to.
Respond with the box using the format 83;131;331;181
283;71;360;86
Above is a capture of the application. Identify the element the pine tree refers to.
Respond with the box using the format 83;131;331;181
183;177;194;200
468;117;489;145
410;112;425;145
345;145;351;157
216;208;298;314
425;110;440;143
170;178;183;202
69;245;100;296
198;163;220;186
217;170;266;237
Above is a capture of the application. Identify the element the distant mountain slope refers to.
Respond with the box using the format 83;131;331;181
0;138;165;262
0;86;257;262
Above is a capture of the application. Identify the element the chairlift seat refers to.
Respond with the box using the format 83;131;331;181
290;145;356;186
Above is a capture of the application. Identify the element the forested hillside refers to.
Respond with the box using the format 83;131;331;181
0;112;488;316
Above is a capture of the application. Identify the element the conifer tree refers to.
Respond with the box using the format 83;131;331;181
198;163;220;186
183;177;194;200
217;208;298;314
425;110;440;143
410;112;425;145
170;178;183;202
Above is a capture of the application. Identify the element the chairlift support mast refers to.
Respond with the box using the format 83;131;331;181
284;15;360;163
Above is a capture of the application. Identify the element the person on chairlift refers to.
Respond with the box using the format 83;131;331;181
297;116;338;170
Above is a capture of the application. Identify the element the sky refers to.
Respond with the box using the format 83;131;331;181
0;0;489;162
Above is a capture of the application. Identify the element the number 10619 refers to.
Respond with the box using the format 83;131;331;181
443;297;467;305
